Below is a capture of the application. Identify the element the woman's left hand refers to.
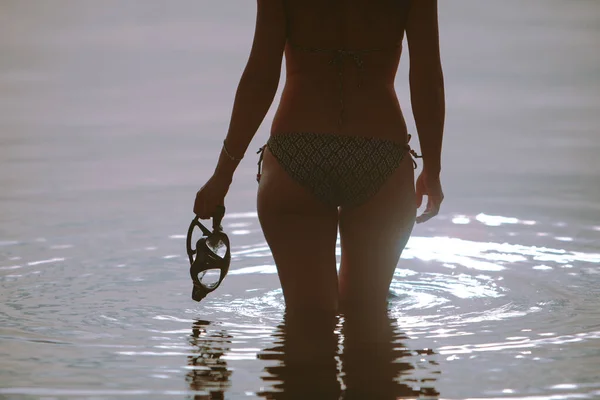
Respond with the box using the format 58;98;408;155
193;173;232;219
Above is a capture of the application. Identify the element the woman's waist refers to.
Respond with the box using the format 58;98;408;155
283;75;396;95
270;117;409;146
272;91;407;140
279;78;399;114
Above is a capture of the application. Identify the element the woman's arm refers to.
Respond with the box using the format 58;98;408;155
406;0;445;223
193;0;286;219
406;0;445;177
214;0;287;182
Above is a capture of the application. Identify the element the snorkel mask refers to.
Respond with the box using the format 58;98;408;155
186;205;231;302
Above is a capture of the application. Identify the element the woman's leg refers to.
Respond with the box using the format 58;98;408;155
338;154;416;313
257;147;340;313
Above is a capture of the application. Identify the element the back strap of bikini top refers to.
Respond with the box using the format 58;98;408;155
289;43;400;129
282;0;406;129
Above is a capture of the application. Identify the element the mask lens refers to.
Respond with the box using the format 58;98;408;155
196;269;221;289
206;235;227;259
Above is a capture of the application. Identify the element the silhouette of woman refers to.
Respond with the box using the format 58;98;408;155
194;0;445;315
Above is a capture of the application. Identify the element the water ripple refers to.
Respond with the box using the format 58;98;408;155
2;212;600;398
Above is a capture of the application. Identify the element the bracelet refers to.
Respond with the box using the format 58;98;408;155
222;140;243;162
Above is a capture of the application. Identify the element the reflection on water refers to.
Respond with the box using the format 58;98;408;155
186;320;232;399
182;312;441;399
339;312;439;399
255;312;439;399
258;313;342;398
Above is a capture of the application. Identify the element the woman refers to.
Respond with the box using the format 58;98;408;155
193;0;445;315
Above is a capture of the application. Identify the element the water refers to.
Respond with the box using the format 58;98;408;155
1;1;600;398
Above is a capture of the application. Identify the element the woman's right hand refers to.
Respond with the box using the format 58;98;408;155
415;170;444;224
193;173;232;220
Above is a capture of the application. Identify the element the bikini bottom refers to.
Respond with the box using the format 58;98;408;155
257;132;417;208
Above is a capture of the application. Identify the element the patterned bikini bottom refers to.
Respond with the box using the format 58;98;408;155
257;132;418;208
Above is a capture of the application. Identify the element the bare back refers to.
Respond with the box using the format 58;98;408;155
272;0;413;141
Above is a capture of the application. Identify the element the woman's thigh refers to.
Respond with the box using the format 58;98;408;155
257;147;339;313
338;154;416;312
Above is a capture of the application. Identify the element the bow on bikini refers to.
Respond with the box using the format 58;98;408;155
186;205;231;302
